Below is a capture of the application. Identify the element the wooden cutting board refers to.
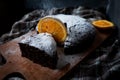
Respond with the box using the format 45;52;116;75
0;30;111;80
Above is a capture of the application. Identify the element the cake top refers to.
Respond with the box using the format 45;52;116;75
46;14;86;28
20;33;57;56
46;14;96;44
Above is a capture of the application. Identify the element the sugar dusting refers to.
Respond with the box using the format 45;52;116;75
46;14;86;29
20;33;57;56
45;14;89;36
45;14;96;53
37;14;86;32
35;14;96;53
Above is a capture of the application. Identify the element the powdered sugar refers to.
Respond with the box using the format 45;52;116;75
34;14;96;54
46;14;86;28
20;33;57;56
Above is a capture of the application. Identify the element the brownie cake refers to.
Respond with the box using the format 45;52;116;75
64;20;96;54
63;15;96;54
19;33;58;69
46;14;96;54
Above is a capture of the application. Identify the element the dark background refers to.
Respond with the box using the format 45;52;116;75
0;0;120;37
0;0;27;36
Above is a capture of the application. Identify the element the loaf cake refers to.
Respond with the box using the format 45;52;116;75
62;15;96;54
46;14;97;54
19;33;58;69
64;20;96;54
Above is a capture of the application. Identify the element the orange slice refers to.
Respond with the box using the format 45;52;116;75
37;17;67;43
92;20;114;29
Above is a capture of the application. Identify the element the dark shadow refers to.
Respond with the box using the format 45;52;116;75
0;54;6;66
0;0;31;36
2;72;26;80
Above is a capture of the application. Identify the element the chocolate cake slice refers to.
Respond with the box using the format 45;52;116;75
19;33;58;69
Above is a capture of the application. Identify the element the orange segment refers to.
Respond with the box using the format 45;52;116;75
92;20;114;29
37;17;67;43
